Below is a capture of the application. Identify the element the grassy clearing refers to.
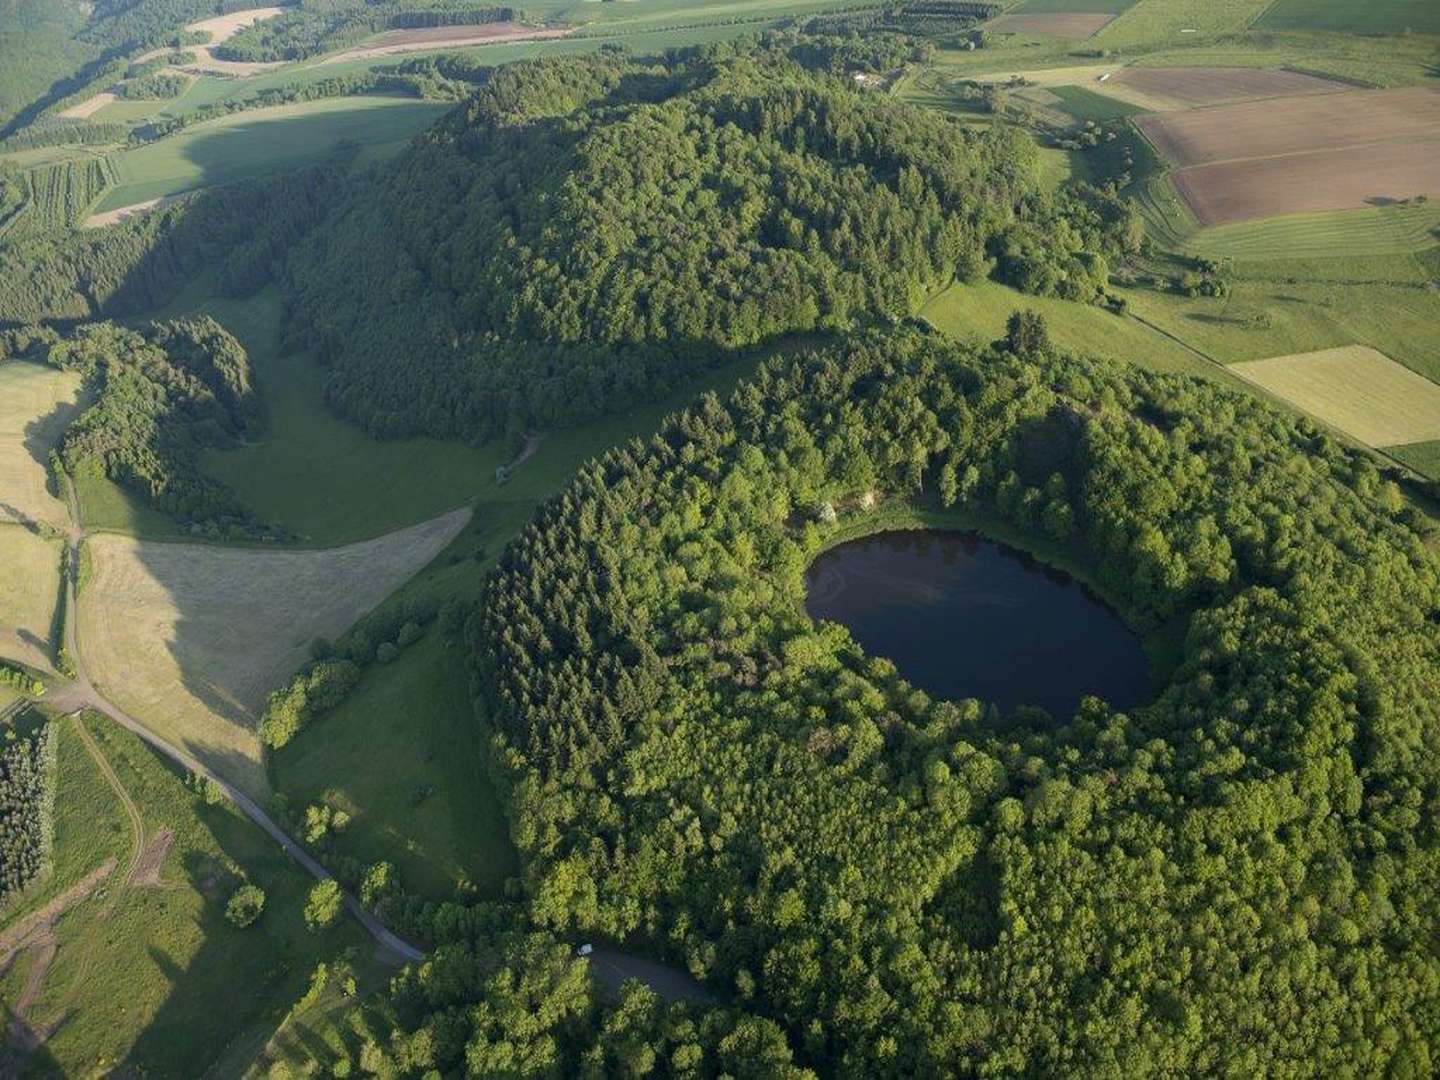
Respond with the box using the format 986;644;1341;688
93;96;448;212
1186;203;1440;260
1256;0;1440;35
1229;346;1440;448
272;632;517;901
75;511;469;797
190;289;504;546
1046;84;1147;120
0;526;61;673
0;361;83;530
1386;440;1440;480
0;713;367;1077
920;280;1222;380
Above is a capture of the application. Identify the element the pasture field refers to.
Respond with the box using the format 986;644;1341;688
193;290;504;546
1228;346;1440;449
1046;84;1146;121
1117;280;1440;382
75;511;469;797
1138;87;1440;225
0;712;366;1077
0;361;82;530
0;527;60;673
271;632;517;901
1256;0;1440;35
920;281;1224;381
1185;202;1440;260
92;96;448;213
1387;441;1440;480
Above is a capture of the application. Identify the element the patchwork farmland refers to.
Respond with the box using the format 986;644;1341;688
1138;87;1440;224
986;0;1134;38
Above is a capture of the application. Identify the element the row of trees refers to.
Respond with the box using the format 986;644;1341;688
458;326;1440;1074
214;1;517;62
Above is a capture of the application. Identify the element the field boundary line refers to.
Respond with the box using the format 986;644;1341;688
70;713;145;894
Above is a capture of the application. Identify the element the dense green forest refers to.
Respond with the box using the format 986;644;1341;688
0;715;55;905
215;1;518;62
445;327;1440;1074
43;317;271;533
284;42;1140;447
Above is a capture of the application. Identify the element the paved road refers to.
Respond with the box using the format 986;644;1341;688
52;487;423;963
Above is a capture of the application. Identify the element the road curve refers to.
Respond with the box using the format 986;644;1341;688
57;483;423;963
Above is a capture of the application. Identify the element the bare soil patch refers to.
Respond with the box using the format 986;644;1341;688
75;508;470;797
1140;87;1440;224
0;859;116;967
82;193;187;230
986;13;1115;38
1173;138;1440;225
128;827;173;888
57;92;117;120
1137;86;1440;167
321;23;572;64
185;7;286;42
1112;66;1348;110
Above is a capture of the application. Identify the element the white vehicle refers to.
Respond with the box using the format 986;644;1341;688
576;943;594;957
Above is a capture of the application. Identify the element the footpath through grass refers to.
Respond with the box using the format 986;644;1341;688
0;712;367;1076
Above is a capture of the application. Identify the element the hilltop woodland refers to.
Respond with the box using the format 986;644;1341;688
20;317;279;536
284;42;1141;449
363;326;1440;1076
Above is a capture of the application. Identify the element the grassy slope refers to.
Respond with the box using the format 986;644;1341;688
0;526;61;674
272;631;516;900
0;713;367;1077
94;96;448;211
1187;203;1440;261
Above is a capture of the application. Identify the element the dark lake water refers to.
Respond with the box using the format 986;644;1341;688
804;530;1151;720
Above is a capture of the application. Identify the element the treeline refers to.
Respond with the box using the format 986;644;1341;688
283;42;1136;446
215;0;518;63
466;327;1440;1074
0;119;128;152
0;718;55;905
0;158;115;240
116;71;189;99
43;318;274;534
799;1;996;45
0;160;347;324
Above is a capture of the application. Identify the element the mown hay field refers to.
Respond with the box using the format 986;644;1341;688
75;509;469;797
1229;346;1440;449
0;526;60;673
1186;202;1440;260
0;361;83;529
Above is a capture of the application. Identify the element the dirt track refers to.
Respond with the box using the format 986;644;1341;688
321;23;572;64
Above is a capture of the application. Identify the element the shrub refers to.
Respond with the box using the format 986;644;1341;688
226;883;266;927
303;879;343;931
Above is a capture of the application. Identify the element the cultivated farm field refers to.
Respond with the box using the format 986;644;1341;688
0;526;61;673
0;361;82;529
1108;66;1346;110
1138;87;1440;224
1229;346;1440;449
1256;0;1440;35
75;510;470;797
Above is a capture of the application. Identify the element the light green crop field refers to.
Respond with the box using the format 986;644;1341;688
1095;0;1274;46
1186;203;1440;261
1047;84;1147;121
1257;0;1440;34
93;96;448;212
920;280;1225;382
0;712;367;1077
1229;346;1440;449
0;526;61;674
0;361;82;530
92;98;170;123
272;631;517;901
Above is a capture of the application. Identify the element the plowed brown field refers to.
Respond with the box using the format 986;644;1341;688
1111;66;1347;109
986;13;1115;38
